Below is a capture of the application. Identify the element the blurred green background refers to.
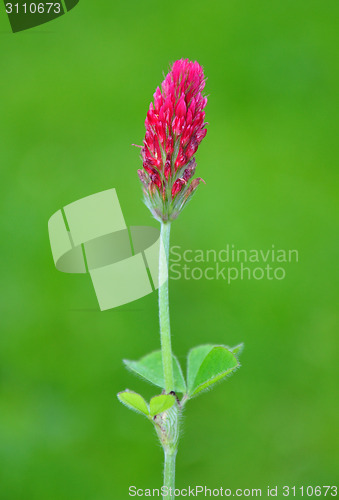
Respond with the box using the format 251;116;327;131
0;1;338;498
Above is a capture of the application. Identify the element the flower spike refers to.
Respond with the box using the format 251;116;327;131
136;58;208;221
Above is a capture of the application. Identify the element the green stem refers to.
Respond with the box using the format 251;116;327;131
159;221;174;393
163;449;177;498
158;221;177;498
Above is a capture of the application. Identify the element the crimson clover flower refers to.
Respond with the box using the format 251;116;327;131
137;59;208;222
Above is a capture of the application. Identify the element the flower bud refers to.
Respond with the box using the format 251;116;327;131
172;178;186;198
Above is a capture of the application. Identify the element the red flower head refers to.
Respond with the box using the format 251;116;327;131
137;59;208;221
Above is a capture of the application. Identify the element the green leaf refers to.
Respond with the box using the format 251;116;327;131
149;394;176;417
117;390;149;416
187;344;215;392
123;351;186;393
228;343;244;357
187;345;239;397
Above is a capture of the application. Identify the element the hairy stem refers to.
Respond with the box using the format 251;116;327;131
158;221;177;499
159;221;174;393
163;449;177;497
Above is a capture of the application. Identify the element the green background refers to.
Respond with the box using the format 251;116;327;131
0;1;338;498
